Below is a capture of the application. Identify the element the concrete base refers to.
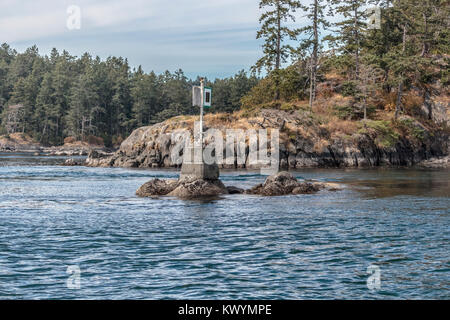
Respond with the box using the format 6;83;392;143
180;162;219;181
180;146;220;181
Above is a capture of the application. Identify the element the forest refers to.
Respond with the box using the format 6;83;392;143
0;0;448;147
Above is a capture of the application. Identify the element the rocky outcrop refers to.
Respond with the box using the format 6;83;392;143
418;155;450;168
245;172;330;196
62;158;84;166
137;171;340;200
0;133;113;156
226;186;245;194
136;179;179;197
87;108;449;169
136;177;228;199
168;179;228;199
0;133;42;152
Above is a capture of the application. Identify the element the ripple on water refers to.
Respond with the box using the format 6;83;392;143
0;157;449;299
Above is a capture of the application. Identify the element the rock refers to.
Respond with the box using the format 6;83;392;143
292;183;322;194
418;155;450;168
168;179;228;199
136;176;229;199
85;149;115;167
136;179;179;197
321;182;342;191
136;171;341;200
245;171;331;196
246;172;300;196
63;158;82;166
226;186;245;194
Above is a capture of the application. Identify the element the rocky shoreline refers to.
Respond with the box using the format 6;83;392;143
0;145;113;156
0;133;115;162
86;109;449;169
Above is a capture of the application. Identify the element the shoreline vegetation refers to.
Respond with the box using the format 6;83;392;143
0;0;448;168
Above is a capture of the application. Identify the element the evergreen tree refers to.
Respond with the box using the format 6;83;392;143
253;0;302;99
327;0;370;80
66;73;99;141
298;0;330;108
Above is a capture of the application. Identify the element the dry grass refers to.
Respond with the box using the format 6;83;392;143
323;118;359;136
64;136;77;144
0;132;39;145
313;139;330;153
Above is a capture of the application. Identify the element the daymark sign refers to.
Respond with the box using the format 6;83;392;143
192;85;212;108
203;87;212;108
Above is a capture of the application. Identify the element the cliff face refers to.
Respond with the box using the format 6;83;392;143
86;105;449;169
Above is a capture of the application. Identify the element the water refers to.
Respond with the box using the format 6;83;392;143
0;153;449;299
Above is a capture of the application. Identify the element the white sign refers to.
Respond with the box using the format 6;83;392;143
192;86;202;107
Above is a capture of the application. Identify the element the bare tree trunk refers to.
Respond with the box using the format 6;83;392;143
421;12;429;57
275;1;281;101
363;95;367;120
309;0;319;109
395;25;407;120
395;82;403;120
40;120;47;143
81;116;85;142
354;4;360;80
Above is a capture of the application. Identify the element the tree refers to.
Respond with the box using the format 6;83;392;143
35;73;55;143
357;61;385;119
327;0;370;80
66;73;99;141
131;71;162;127
298;0;329;108
381;0;418;119
253;0;302;99
2;104;25;134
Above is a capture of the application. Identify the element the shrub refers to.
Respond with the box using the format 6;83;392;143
397;118;426;141
334;104;354;120
359;120;400;148
339;81;358;97
86;135;104;146
326;119;358;136
112;135;124;147
403;92;424;116
64;136;77;144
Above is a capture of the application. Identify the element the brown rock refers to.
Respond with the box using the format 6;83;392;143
226;186;245;194
292;183;322;194
168;179;228;199
136;179;178;197
245;171;328;196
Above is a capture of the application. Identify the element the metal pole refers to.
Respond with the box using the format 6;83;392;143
200;78;204;146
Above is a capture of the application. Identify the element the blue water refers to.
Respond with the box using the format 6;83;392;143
0;153;449;299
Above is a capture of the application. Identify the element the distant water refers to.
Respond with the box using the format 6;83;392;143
0;152;449;299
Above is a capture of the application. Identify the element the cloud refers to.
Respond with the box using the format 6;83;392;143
0;0;260;42
0;0;325;78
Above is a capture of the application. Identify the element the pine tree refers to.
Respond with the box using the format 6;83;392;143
253;0;302;99
327;0;370;80
298;0;329;108
35;73;54;143
66;73;99;141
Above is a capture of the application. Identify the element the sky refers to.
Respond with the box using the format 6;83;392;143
0;0;319;79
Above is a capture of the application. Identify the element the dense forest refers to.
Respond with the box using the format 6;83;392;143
0;0;448;147
246;0;448;116
0;46;258;146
